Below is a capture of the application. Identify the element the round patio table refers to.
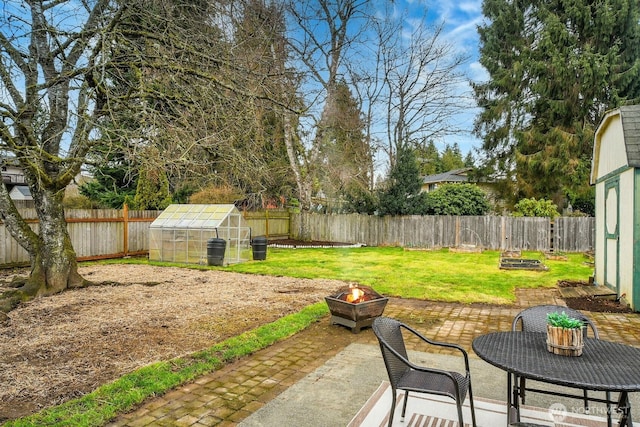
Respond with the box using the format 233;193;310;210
472;331;640;427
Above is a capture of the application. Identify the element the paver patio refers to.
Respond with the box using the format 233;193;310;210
107;288;640;426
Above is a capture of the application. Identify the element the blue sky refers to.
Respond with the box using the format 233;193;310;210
425;0;487;157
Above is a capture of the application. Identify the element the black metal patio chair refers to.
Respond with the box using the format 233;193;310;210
511;304;609;415
372;316;477;427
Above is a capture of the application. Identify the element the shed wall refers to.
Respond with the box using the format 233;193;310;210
593;109;637;310
596;115;628;176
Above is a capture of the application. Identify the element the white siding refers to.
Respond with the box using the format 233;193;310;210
594;114;629;180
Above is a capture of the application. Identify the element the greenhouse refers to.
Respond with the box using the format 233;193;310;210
149;204;251;265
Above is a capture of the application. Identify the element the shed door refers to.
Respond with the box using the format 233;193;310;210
604;179;620;292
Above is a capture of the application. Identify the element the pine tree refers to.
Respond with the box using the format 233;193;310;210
441;143;466;172
377;147;428;216
474;0;640;207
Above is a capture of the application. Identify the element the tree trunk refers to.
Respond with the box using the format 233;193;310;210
31;187;87;295
0;185;87;313
282;112;312;240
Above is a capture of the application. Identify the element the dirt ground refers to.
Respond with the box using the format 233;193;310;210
0;263;349;423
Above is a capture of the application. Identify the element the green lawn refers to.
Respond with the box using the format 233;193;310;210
225;247;593;305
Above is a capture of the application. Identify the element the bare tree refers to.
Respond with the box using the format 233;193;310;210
378;12;470;165
0;0;114;311
284;0;371;194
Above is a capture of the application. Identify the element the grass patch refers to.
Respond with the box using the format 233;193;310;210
4;303;328;427
225;247;592;305
100;247;593;305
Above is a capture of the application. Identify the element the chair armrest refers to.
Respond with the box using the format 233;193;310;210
511;314;523;331
380;338;467;383
401;323;471;370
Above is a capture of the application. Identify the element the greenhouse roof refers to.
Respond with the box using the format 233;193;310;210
150;204;242;229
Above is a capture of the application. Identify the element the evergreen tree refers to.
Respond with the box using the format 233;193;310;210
415;141;442;176
317;80;371;211
377;147;428;216
440;143;466;172
474;0;640;206
81;143;138;209
133;165;173;210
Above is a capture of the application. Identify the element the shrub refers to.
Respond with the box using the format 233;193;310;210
424;183;490;215
513;198;559;218
63;195;97;209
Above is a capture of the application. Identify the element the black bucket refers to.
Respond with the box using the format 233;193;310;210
251;236;268;261
207;238;226;266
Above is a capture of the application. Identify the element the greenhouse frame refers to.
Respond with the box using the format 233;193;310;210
149;204;251;265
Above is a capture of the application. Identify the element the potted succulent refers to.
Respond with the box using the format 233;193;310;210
546;311;585;356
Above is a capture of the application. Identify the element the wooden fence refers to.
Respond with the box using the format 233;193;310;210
0;207;161;267
290;213;595;252
242;209;290;239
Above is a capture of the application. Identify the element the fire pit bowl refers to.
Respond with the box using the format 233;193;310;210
325;285;389;333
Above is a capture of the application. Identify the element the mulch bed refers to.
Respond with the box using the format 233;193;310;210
565;295;634;313
558;280;633;313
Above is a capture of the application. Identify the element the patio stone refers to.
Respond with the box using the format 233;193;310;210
106;288;640;426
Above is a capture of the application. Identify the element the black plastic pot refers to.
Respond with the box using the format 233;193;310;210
251;236;268;261
207;238;226;266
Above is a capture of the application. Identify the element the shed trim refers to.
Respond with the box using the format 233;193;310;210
635;169;640;309
594;165;634;185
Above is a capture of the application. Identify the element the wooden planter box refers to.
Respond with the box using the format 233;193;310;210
546;325;584;356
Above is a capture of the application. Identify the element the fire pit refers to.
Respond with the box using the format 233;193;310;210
325;285;389;333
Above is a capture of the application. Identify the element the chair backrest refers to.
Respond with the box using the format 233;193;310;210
512;304;599;338
372;317;411;387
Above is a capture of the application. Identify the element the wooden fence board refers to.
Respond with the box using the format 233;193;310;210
242;209;290;239
291;213;594;252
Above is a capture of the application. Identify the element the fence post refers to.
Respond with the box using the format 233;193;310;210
123;204;129;256
265;209;270;237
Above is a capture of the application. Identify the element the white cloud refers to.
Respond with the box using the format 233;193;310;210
468;61;489;83
459;1;483;15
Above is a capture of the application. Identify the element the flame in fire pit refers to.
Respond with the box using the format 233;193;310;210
346;284;365;303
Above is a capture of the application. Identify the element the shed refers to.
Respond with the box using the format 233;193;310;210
149;204;251;265
9;185;32;200
591;105;640;310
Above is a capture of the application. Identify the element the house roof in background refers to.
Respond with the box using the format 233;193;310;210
11;185;31;197
422;168;473;184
